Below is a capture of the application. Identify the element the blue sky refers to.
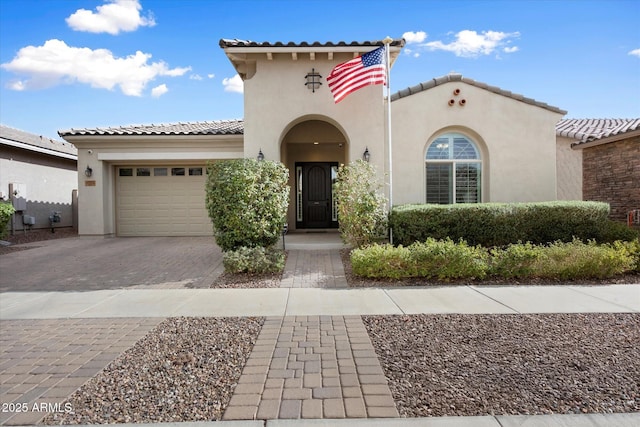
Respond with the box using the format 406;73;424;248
1;0;639;140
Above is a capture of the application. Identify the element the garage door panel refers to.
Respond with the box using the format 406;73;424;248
116;166;212;237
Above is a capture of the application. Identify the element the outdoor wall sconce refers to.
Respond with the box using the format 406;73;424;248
257;149;265;161
363;147;371;162
305;68;323;93
84;165;93;177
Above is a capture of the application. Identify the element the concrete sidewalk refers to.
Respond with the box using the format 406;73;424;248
1;284;639;319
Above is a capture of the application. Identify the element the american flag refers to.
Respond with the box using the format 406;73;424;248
327;46;386;104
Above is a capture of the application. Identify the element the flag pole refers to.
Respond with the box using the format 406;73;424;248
383;36;393;244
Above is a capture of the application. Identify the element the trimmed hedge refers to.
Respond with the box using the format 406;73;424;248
389;201;613;246
351;238;638;281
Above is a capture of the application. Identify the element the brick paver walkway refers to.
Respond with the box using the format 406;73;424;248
223;315;398;420
280;250;347;288
0;318;162;426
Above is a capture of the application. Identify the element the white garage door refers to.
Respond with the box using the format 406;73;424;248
116;166;213;236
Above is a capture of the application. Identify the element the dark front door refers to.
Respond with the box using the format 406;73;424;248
297;162;338;229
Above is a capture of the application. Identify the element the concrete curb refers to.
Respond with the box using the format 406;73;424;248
13;412;640;426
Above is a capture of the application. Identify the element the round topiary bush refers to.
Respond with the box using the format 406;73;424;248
206;159;289;252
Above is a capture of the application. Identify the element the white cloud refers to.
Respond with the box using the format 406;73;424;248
151;83;168;97
504;46;519;53
66;0;156;35
222;74;243;93
207;73;215;79
190;74;203;80
629;48;640;57
402;31;427;44
425;30;520;58
0;39;191;96
403;48;420;58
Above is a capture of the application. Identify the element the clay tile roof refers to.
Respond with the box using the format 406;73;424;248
219;39;405;48
1;124;77;157
58;119;244;137
555;118;640;145
391;72;567;115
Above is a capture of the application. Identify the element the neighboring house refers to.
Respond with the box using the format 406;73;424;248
58;38;637;238
0;125;78;232
556;118;640;222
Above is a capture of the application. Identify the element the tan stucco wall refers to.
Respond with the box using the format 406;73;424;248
391;81;563;205
67;136;243;236
242;54;387;193
556;136;583;200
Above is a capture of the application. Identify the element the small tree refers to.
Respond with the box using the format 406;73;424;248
334;159;388;248
206;159;289;252
0;202;15;239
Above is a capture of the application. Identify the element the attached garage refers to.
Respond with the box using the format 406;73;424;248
58;120;244;237
116;165;212;236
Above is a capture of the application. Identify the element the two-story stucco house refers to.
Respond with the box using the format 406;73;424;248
58;38;637;238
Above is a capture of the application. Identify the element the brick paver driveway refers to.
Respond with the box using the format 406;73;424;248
0;237;223;292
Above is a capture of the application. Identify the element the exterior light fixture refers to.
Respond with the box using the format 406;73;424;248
363;147;371;162
84;166;93;177
257;149;265;161
305;68;323;93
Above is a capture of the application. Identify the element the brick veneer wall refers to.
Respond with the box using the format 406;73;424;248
582;137;640;222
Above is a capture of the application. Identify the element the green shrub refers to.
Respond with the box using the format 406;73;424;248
0;202;15;239
351;238;488;280
352;238;637;281
489;239;636;280
489;242;543;278
334;160;388;248
350;244;411;280
390;201;611;246
206;159;289;252
223;246;286;274
598;220;640;243
536;239;635;280
626;239;640;272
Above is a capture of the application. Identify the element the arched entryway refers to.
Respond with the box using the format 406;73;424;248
280;119;348;231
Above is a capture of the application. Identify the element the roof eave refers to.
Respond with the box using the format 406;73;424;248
220;38;405;80
1;137;78;160
570;129;640;149
391;74;567;116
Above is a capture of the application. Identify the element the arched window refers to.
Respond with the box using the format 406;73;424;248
425;133;481;204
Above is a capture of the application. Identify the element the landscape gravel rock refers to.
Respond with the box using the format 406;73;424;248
363;313;640;417
42;317;263;424
210;271;282;288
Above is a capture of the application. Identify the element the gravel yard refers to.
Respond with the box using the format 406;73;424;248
42;317;263;424
363;313;640;418
210;271;282;288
